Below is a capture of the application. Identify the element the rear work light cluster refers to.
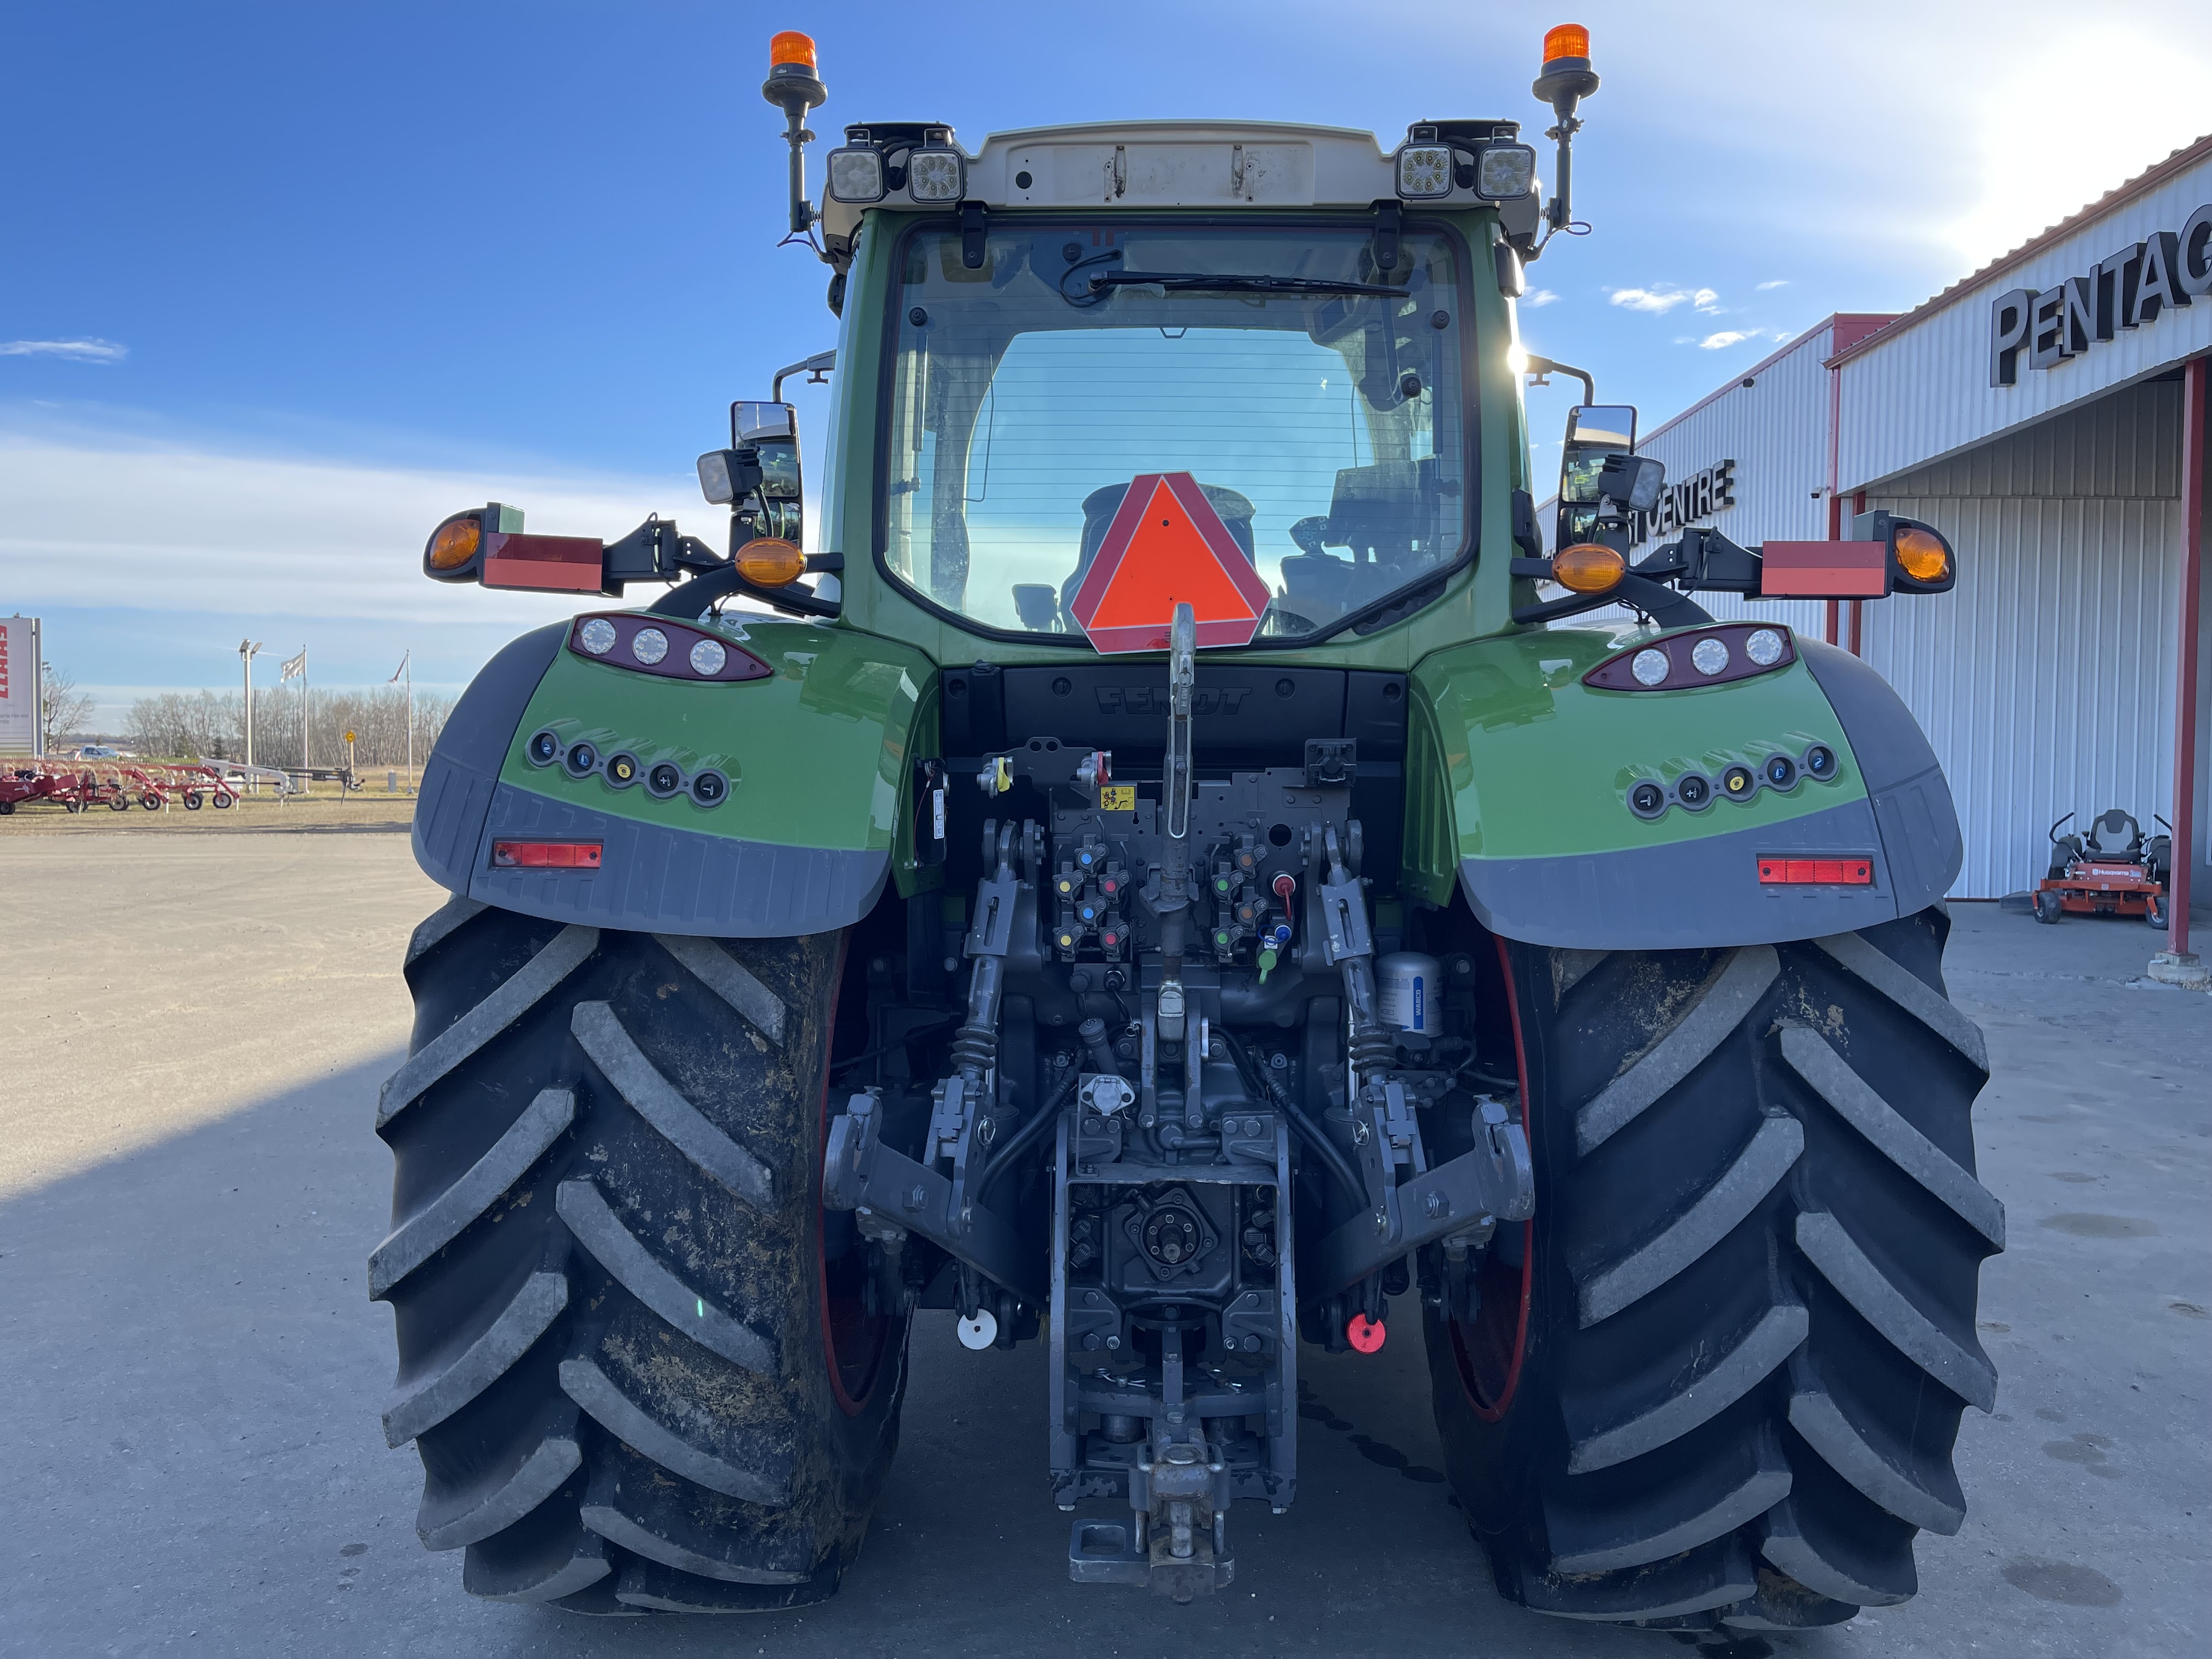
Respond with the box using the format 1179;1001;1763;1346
526;727;730;810
569;614;772;683
1585;623;1796;691
1626;741;1840;821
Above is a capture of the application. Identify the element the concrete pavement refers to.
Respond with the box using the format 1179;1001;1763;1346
1;836;2204;1656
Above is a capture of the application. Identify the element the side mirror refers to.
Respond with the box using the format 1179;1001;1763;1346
1556;402;1639;549
712;400;804;544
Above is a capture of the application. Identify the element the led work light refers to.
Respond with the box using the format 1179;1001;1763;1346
907;145;966;202
1396;145;1453;199
826;146;887;202
1476;144;1537;198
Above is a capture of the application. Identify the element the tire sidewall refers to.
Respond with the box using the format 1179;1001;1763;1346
1426;938;1573;1581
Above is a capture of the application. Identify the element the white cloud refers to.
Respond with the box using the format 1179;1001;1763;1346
1609;284;1723;315
0;428;746;689
1;338;127;363
1754;279;1790;291
1697;331;1753;350
1610;286;1693;313
1522;287;1560;307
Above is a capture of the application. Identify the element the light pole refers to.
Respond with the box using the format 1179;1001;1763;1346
238;639;263;791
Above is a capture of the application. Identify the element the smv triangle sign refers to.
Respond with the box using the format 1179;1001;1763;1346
1069;473;1273;653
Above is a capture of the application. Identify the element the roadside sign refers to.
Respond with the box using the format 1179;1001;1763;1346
1069;473;1271;653
343;730;357;744
0;616;42;756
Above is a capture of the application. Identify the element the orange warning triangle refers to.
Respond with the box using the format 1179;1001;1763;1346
1086;479;1260;629
1070;473;1273;652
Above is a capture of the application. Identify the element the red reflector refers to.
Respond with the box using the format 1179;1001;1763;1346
492;840;603;870
1346;1313;1386;1353
1758;856;1873;885
1759;540;1887;598
483;532;606;594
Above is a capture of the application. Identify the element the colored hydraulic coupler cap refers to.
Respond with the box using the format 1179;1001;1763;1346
1346;1313;1386;1354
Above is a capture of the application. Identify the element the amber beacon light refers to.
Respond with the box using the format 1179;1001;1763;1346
1542;23;1590;63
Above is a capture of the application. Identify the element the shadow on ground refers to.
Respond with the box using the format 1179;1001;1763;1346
3;903;2204;1656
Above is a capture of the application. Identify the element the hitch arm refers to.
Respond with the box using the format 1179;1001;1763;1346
1306;1101;1533;1301
823;1091;1047;1304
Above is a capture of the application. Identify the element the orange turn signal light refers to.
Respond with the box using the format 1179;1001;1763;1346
1553;541;1626;594
734;538;806;587
1543;23;1590;63
1893;526;1950;584
769;30;816;70
427;517;481;571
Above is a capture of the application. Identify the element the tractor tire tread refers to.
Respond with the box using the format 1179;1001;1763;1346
1429;910;2000;1629
377;906;905;1617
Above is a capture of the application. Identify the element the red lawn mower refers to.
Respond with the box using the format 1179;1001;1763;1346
2035;809;2173;927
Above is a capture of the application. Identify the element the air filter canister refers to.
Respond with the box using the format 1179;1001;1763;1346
1376;952;1441;1035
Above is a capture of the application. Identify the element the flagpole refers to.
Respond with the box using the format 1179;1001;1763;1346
301;647;310;777
405;649;414;790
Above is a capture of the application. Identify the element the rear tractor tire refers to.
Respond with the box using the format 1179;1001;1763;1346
1428;910;2003;1633
372;899;909;1615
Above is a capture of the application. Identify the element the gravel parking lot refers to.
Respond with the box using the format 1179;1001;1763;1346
2;832;2205;1657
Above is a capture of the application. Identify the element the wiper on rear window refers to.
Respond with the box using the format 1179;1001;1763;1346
1088;271;1408;298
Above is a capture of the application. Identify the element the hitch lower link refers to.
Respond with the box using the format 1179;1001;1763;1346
1307;825;1535;1305
822;820;1048;1312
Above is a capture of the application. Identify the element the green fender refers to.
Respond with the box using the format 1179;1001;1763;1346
413;613;938;936
1402;624;1962;950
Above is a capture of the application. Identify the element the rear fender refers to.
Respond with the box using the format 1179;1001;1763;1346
1406;626;1960;950
414;615;935;936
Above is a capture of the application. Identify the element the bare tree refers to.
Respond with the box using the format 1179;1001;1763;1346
126;690;243;760
40;662;96;751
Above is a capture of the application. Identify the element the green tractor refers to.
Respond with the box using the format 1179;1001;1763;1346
373;24;2004;1629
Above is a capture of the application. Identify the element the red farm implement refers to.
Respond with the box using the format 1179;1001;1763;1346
2035;809;2174;927
156;764;239;810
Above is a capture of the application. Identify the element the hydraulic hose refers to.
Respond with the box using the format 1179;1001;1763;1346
976;1068;1080;1204
1218;1031;1365;1206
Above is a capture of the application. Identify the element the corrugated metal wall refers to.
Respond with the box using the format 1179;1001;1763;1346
1546;324;1839;635
1633;324;1835;636
1861;379;2186;898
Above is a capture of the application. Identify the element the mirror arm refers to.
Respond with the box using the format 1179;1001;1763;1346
1511;567;1713;630
771;349;837;403
1525;354;1595;404
647;560;839;620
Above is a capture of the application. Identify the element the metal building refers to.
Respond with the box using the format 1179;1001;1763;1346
1579;138;2210;970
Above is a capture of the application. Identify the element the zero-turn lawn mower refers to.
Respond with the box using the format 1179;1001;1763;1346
2036;809;2173;927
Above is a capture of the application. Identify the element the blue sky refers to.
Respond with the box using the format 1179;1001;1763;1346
5;1;2208;725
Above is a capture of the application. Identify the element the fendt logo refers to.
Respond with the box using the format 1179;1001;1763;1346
1096;686;1251;715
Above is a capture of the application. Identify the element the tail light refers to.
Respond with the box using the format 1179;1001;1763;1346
1584;623;1795;691
568;614;772;682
